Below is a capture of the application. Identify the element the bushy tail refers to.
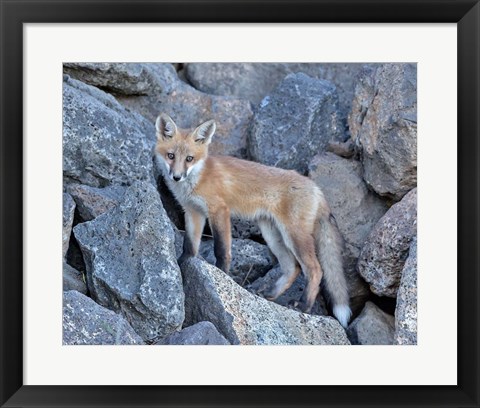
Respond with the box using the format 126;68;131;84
315;214;351;328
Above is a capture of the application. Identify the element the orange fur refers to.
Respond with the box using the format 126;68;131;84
155;114;352;327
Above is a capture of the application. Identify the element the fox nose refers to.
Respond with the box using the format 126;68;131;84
173;175;181;182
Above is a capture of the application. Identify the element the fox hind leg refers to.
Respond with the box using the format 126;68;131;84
281;231;323;314
257;220;301;300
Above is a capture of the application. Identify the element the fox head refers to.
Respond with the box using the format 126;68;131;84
155;113;216;183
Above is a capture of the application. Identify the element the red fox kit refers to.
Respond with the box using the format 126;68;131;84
155;113;351;327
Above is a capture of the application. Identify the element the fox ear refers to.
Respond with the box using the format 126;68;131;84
156;113;177;140
193;119;216;144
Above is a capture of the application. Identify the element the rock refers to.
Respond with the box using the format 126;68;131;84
68;184;126;221
358;188;417;297
200;238;273;286
346;301;395;345
73;181;185;342
118;81;253;158
348;64;417;200
63;76;156;187
63;262;87;294
63;193;76;257
394;237;417;345
155;321;230;345
309;152;388;299
231;217;262;241
63;290;144;345
247;265;328;316
185;63;370;120
182;257;350;345
248;73;345;174
63;63;178;95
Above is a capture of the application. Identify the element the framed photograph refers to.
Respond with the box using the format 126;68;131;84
1;0;479;407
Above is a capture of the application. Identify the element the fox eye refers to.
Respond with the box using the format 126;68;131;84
167;153;175;160
186;156;194;162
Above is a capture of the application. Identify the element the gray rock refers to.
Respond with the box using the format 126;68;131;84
346;301;395;345
63;63;178;95
63;193;76;257
63;290;144;345
63;262;87;294
185;63;371;121
182;257;350;345
200;238;273;286
349;64;417;200
309;152;388;299
394;237;417;345
231;217;262;240
155;321;230;345
358;188;417;297
73;181;185;342
63;76;156;187
68;184;126;221
248;73;345;174
247;265;328;316
118;81;253;158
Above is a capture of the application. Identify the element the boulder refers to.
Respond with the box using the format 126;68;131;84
358;188;417;297
231;217;262;241
63;63;178;95
349;64;417;200
63;290;144;345
346;301;395;345
118;81;253;158
247;265;328;316
68;184;126;221
248;73;345;174
63;262;87;294
309;152;388;299
200;238;273;286
185;63;370;120
155;321;230;345
394;237;417;345
182;257;350;345
63;75;156;187
63;193;76;257
73;181;185;341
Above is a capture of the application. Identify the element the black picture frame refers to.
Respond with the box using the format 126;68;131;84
1;1;479;407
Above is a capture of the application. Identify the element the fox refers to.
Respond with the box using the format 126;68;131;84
154;113;352;328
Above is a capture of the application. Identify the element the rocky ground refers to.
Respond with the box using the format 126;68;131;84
63;63;417;345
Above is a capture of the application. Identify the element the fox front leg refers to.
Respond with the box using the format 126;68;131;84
178;208;206;265
209;205;232;273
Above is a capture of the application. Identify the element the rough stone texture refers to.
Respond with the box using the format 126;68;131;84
63;290;144;345
155;321;230;345
231;217;262;241
200;238;273;286
185;63;371;121
63;193;76;257
358;188;417;297
63;75;156;187
346;301;395;345
63;63;178;95
248;73;345;174
68;184;126;221
349;64;417;200
118;81;253;158
73;181;185;341
182;257;350;345
394;237;417;345
309;152;388;299
247;265;328;316
63;262;87;294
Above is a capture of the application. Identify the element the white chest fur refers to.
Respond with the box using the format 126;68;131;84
156;154;208;215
